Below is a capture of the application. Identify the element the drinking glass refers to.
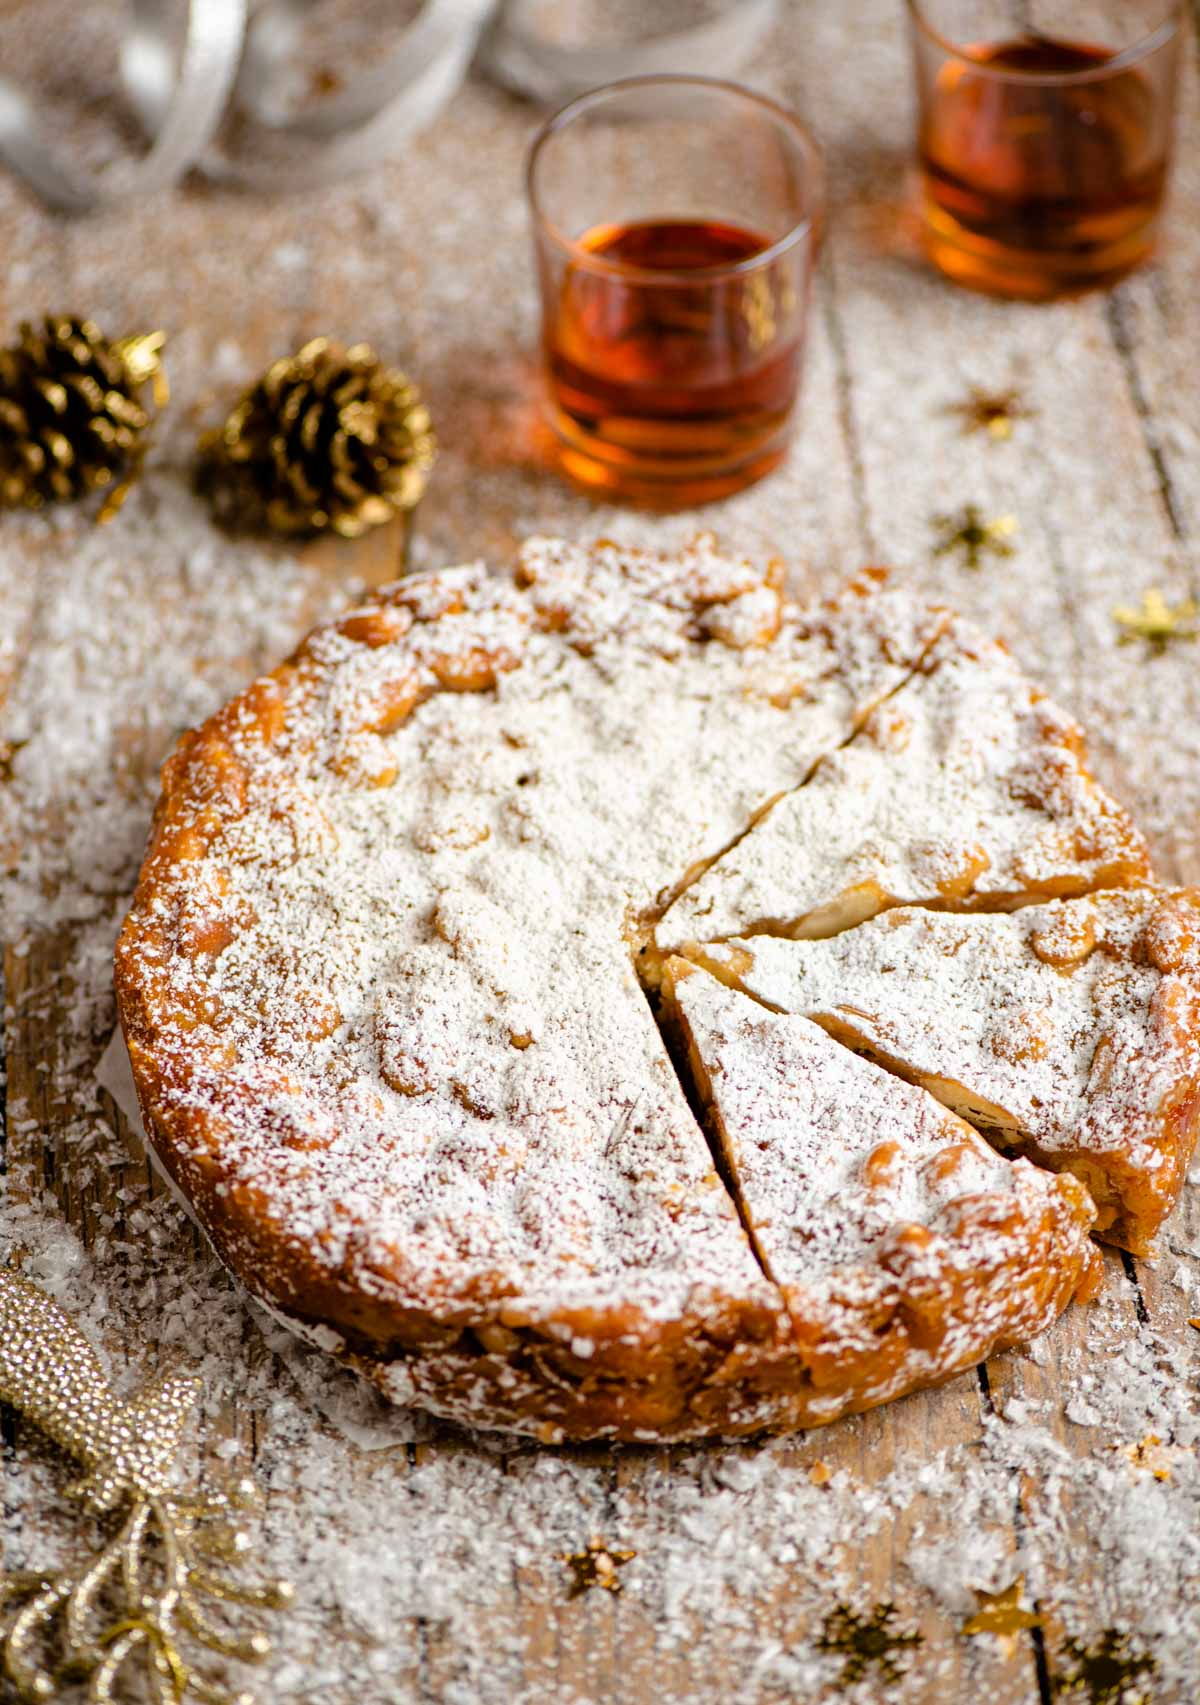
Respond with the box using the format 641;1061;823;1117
526;75;823;507
907;0;1181;299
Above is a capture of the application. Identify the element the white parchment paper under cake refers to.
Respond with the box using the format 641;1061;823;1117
96;1025;432;1452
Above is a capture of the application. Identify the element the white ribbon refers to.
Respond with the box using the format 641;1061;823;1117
0;0;778;212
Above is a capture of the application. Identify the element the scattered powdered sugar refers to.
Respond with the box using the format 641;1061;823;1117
4;492;1200;1696
0;0;1198;1689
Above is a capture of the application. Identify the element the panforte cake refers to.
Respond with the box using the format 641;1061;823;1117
115;535;1196;1441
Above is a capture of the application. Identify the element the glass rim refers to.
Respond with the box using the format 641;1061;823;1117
525;74;823;285
904;0;1181;82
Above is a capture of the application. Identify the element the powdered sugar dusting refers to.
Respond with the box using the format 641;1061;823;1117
115;539;957;1438
658;613;1150;950
669;962;1098;1417
700;891;1200;1253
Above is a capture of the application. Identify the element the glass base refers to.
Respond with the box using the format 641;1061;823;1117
546;408;791;509
920;199;1160;301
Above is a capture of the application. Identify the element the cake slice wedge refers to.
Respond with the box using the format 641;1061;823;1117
691;890;1200;1253
663;959;1100;1421
656;617;1150;952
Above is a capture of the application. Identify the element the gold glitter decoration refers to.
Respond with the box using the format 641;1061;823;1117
0;1268;293;1704
561;1538;635;1599
0;317;167;522
1054;1628;1156;1704
962;1576;1043;1659
196;336;434;539
1113;587;1199;653
1120;1432;1192;1482
933;505;1017;570
949;386;1034;440
815;1600;923;1688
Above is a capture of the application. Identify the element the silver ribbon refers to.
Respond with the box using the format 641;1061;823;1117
213;0;497;191
0;0;247;214
480;0;778;105
0;0;778;213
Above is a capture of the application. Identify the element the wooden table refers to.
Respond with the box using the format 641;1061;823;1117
3;5;1200;1701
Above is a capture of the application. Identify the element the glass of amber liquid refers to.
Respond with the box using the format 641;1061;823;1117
907;1;1181;299
526;76;823;506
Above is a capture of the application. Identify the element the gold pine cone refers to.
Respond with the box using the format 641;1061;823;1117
0;316;167;521
197;337;435;539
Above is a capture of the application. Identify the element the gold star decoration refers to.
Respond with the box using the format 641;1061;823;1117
1112;587;1199;653
949;385;1034;440
815;1600;923;1688
1120;1432;1193;1482
0;736;26;783
0;1267;293;1704
561;1538;636;1599
1055;1628;1156;1704
933;505;1018;570
961;1576;1044;1660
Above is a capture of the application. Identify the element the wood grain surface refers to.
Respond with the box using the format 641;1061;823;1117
2;4;1199;1702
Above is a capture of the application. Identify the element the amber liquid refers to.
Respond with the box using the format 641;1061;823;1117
542;218;805;506
919;37;1170;298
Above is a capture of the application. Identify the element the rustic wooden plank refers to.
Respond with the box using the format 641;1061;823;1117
3;3;1200;1700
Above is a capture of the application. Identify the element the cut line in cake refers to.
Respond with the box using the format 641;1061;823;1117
114;533;1191;1439
662;958;1101;1421
655;616;1151;954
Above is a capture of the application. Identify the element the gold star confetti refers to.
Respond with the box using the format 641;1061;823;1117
561;1537;636;1599
1055;1628;1156;1704
933;505;1017;570
949;385;1034;440
0;737;26;783
962;1576;1044;1660
815;1600;923;1688
1188;1317;1200;1331
807;1460;833;1487
1120;1432;1193;1482
1113;587;1199;652
0;1267;293;1704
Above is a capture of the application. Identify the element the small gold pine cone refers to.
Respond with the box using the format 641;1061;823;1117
0;316;167;521
197;338;435;539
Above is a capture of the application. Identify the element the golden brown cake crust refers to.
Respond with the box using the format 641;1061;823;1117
115;538;1164;1440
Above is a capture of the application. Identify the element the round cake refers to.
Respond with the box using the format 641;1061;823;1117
115;535;1198;1442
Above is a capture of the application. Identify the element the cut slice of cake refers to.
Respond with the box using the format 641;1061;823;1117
663;960;1100;1420
692;890;1200;1253
656;618;1150;952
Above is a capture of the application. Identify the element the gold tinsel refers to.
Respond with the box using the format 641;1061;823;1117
961;1576;1044;1660
815;1601;923;1689
0;316;167;522
1112;587;1198;652
932;504;1017;571
0;1267;293;1704
560;1538;636;1599
197;336;434;538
